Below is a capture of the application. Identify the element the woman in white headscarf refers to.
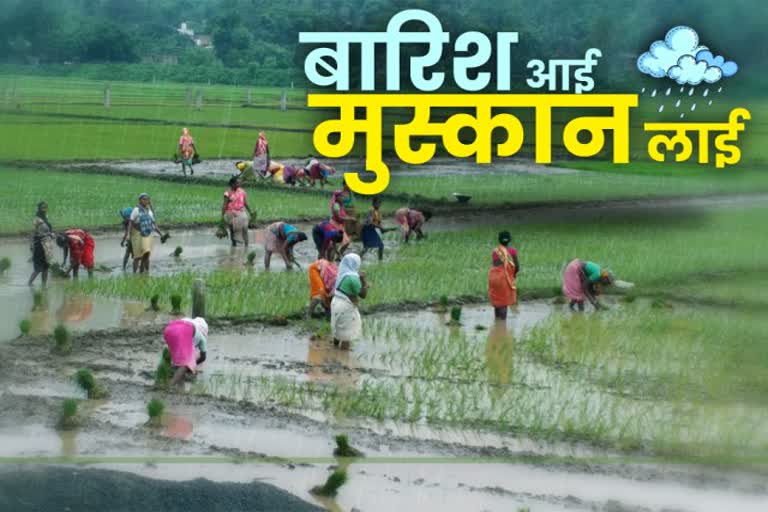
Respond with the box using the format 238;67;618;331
330;253;368;350
163;317;209;386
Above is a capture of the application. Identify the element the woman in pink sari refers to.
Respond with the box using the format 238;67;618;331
163;317;208;386
178;128;196;176
252;132;270;177
329;189;351;255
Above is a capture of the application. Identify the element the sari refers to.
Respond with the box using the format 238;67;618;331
488;245;517;307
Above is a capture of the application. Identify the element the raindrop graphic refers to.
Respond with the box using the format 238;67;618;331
688;88;695;96
641;87;646;94
703;88;709;97
651;89;657;97
658;105;664;113
680;86;685;92
680;113;685;119
665;87;671;96
691;103;697;111
708;100;713;106
717;86;723;93
675;99;681;108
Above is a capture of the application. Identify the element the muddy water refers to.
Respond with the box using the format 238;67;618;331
57;157;583;180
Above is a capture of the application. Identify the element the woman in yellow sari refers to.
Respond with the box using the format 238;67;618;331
487;231;520;320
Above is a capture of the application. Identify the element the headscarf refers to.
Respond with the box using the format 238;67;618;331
286;231;307;245
35;201;51;230
183;317;208;341
335;253;361;291
254;132;268;156
138;193;150;202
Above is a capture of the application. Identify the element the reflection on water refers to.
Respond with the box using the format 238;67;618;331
485;320;515;387
56;293;93;322
59;429;78;458
306;339;359;388
162;414;194;440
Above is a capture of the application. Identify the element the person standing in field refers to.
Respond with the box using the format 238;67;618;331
163;317;208;387
331;253;368;350
303;156;336;187
562;259;614;311
28;201;54;287
488;231;520;320
307;257;338;318
395;207;432;243
221;177;253;247
178;127;197;176
122;193;167;274
56;229;96;279
263;221;307;270
252;132;270;177
119;207;134;271
329;188;351;254
312;220;345;261
361;196;388;261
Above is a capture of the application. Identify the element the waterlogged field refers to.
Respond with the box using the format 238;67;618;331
188;304;768;460
76;205;768;317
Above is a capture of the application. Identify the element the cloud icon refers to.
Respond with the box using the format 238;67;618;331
668;55;722;85
637;26;707;78
696;50;738;77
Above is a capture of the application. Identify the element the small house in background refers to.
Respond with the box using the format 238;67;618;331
177;22;194;38
194;35;213;49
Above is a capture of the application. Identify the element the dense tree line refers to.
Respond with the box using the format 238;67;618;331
0;0;763;87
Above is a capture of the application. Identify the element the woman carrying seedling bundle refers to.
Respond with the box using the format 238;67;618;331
307;258;338;318
122;193;168;274
488;231;520;320
331;253;368;350
394;207;432;243
562;259;614;311
163;317;208;386
221;177;253;247
56;229;96;279
263;222;307;270
177;127;197;176
28;201;54;287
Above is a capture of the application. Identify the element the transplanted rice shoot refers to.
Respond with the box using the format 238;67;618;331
32;290;45;310
311;469;347;497
150;294;160;311
170;294;182;314
53;324;71;353
155;349;173;388
246;251;257;265
173;246;183;257
333;434;364;458
147;398;165;425
75;369;108;399
60;399;79;429
449;306;462;325
18;319;31;336
0;257;10;273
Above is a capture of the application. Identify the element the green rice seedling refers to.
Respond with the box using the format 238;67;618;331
651;298;671;309
75;369;108;399
18;319;31;336
170;294;182;314
32;290;45;310
150;294;160;311
449;306;462;325
173;246;183;257
333;434;364;458
552;295;566;305
621;294;637;303
311;469;348;497
49;262;70;278
475;324;487;331
146;398;165;426
437;294;449;312
155;349;173;388
52;324;71;354
0;256;10;273
246;251;257;265
59;399;79;429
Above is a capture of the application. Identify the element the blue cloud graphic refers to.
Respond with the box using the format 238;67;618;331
696;50;738;77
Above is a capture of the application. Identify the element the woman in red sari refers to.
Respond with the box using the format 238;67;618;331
488;231;520;320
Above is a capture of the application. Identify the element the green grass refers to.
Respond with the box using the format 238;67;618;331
77;205;768;318
0;167;332;234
